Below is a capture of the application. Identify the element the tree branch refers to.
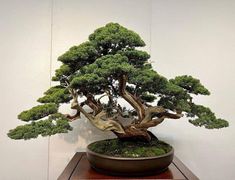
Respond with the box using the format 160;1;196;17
158;112;183;119
109;82;118;95
133;106;183;129
118;74;145;121
133;117;165;129
69;88;124;134
134;84;139;96
141;106;166;124
84;93;102;115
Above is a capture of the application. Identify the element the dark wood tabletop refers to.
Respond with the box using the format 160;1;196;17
58;152;199;180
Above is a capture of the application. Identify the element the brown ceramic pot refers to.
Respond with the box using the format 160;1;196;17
86;142;174;176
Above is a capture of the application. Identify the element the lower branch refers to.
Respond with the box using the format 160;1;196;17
133;117;165;129
69;88;124;133
76;102;125;134
141;106;183;124
158;112;183;119
137;106;183;129
141;106;166;124
85;94;102;115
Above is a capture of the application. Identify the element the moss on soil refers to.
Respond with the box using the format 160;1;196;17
88;138;172;158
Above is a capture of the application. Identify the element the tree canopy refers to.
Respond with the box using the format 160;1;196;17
8;23;228;141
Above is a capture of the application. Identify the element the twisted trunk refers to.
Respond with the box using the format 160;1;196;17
117;75;173;141
113;126;151;142
114;106;183;141
77;106;125;134
69;88;125;134
118;75;145;121
84;93;102;115
68;82;184;142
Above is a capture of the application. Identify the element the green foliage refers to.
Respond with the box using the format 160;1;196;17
129;67;168;94
37;86;72;104
170;75;210;95
89;23;145;54
190;104;213;117
188;104;229;129
94;54;135;76
70;73;107;94
157;81;192;112
79;54;135;79
70;54;135;94
118;49;150;67
44;86;65;95
158;97;191;112
8;113;72;140
52;64;73;81
71;73;105;87
159;82;185;96
140;93;156;103
189;117;229;129
58;41;98;66
18;103;58;121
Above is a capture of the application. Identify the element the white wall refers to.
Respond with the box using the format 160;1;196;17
0;0;234;180
0;1;51;180
151;1;235;180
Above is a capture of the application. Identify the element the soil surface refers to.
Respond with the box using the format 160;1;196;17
88;138;172;158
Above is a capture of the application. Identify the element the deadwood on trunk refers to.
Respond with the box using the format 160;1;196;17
118;74;145;121
68;88;125;134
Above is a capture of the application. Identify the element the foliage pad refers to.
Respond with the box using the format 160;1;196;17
18;103;58;122
8;113;72;140
188;104;229;129
37;86;72;104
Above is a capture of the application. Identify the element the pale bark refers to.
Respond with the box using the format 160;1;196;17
129;106;183;130
83;94;102;115
67;82;185;141
77;105;125;134
69;88;125;134
141;106;166;124
113;126;151;141
118;75;145;121
133;117;165;129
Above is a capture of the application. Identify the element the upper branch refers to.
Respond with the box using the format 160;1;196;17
118;74;145;121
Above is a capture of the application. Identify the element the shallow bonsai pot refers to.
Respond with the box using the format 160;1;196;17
86;142;174;176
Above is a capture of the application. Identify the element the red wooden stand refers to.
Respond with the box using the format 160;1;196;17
58;152;198;180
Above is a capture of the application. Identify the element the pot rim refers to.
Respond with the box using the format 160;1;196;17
86;141;174;161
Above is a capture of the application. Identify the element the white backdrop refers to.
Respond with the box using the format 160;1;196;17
0;1;51;180
151;1;235;180
0;0;234;180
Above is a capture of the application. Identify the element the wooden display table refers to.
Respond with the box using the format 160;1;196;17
58;152;198;180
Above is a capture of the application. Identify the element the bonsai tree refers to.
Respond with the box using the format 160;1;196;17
8;23;229;141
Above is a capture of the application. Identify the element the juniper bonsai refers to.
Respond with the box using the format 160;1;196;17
8;23;229;141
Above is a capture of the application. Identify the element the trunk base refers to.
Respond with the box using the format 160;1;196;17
114;128;157;142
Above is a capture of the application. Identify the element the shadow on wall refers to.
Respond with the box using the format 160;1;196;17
55;101;133;151
58;113;115;151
